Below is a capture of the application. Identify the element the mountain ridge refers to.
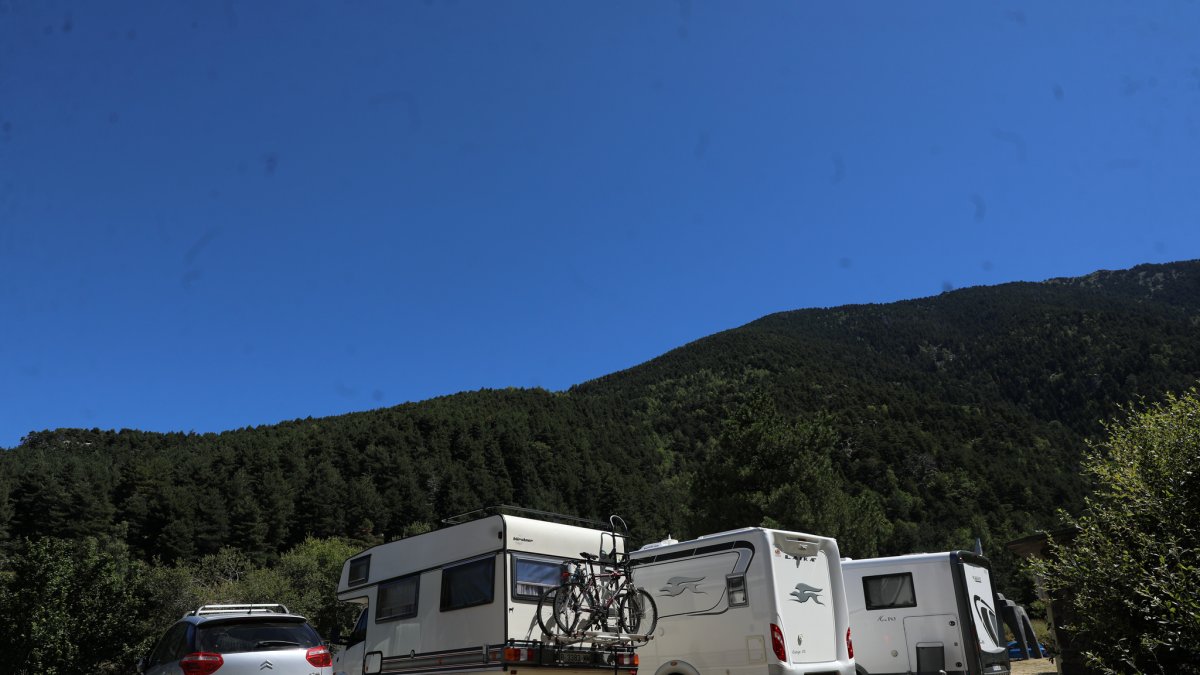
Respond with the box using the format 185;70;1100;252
3;259;1200;596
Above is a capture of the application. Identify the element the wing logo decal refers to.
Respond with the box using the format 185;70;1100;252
790;582;824;605
659;576;706;597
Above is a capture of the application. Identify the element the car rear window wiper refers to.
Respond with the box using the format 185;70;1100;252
254;640;301;649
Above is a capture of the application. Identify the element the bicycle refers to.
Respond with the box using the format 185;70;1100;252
536;516;657;637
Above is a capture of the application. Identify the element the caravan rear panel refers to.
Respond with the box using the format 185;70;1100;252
770;538;838;664
843;551;1010;675
631;528;854;675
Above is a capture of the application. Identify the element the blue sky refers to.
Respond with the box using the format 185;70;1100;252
2;1;1199;448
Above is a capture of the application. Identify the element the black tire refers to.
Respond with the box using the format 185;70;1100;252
552;582;591;634
617;588;658;636
536;586;561;636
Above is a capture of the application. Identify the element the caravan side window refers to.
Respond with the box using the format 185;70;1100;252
512;555;564;602
377;574;420;621
726;575;749;607
348;555;371;586
863;572;917;610
441;556;496;611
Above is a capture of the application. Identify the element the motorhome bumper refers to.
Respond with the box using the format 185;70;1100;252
767;663;854;675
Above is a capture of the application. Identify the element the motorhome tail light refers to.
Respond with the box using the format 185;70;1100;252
846;627;854;659
504;646;536;662
770;624;787;662
615;652;639;667
180;652;223;675
307;646;333;667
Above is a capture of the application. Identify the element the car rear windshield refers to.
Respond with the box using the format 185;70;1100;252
197;619;322;653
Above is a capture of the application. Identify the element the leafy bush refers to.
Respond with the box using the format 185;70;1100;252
1031;389;1200;673
0;537;358;674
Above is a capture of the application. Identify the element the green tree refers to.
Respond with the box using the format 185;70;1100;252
692;394;891;556
0;537;145;674
1031;389;1200;673
226;472;270;563
271;537;361;639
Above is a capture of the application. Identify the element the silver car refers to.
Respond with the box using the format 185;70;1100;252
138;604;333;675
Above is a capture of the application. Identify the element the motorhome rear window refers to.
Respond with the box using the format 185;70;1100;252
512;556;563;602
377;574;420;621
863;572;917;610
441;556;496;611
348;555;371;586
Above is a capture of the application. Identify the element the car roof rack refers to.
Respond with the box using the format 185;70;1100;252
191;603;291;616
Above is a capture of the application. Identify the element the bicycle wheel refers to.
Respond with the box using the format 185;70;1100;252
552;581;591;634
536;586;561;636
617;588;658;636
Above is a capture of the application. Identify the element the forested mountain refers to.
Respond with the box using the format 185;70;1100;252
4;260;1200;592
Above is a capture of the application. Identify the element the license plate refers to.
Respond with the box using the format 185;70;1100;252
559;651;593;664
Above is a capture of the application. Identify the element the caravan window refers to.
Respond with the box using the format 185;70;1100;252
377;574;420;621
512;555;564;601
348;555;371;586
726;575;749;607
863;572;917;610
441;556;496;611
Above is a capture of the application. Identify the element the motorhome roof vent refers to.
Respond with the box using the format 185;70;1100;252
637;536;679;552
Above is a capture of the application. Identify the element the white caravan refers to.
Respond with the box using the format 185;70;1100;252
841;551;1009;675
630;528;855;675
333;509;640;675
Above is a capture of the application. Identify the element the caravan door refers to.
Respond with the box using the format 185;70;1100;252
333;608;367;675
960;559;1007;673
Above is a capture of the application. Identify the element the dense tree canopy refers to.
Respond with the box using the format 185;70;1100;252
1031;390;1200;673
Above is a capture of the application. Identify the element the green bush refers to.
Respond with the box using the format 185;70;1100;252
1031;389;1200;673
0;537;357;674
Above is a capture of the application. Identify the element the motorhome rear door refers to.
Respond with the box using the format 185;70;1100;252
770;534;837;664
961;560;1006;663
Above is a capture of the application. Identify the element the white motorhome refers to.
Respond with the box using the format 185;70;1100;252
630;528;855;675
841;551;1009;675
333;509;640;675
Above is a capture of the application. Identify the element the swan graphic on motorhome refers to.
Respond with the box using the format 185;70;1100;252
791;583;824;605
659;576;706;596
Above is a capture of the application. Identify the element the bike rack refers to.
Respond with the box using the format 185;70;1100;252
545;630;652;648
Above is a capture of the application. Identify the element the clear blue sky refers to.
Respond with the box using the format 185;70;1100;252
3;1;1199;449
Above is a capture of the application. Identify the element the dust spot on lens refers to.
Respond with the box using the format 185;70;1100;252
969;194;986;222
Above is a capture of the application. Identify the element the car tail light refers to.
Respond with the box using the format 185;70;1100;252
770;624;787;662
307;645;333;667
180;652;223;675
846;627;854;659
